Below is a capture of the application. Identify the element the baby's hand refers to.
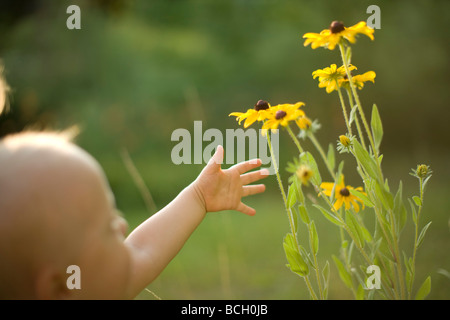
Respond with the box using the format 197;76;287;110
193;145;269;216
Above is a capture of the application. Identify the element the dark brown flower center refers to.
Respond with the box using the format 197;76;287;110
339;187;350;197
275;110;287;120
254;100;270;111
330;21;345;34
343;71;352;80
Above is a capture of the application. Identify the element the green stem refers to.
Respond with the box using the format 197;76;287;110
345;88;367;151
408;177;424;299
286;124;304;154
308;132;336;180
307;223;324;299
336;81;352;136
338;43;378;159
267;132;295;238
388;207;406;299
303;276;318;300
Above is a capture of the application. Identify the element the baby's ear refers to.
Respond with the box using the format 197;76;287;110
34;267;70;300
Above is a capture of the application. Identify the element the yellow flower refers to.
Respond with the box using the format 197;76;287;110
320;175;366;212
296;164;313;186
338;71;376;90
296;116;312;130
229;100;272;128
339;135;351;147
303;21;374;50
312;64;357;93
261;102;308;132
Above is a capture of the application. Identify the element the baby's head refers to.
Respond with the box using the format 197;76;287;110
0;131;131;299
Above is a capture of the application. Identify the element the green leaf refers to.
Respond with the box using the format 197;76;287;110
349;188;374;208
287;183;297;209
293;176;305;204
413;196;422;207
283;234;309;277
406;269;412;294
298;204;310;225
299;245;315;269
360;224;373;243
356;284;365;300
408;198;418;225
349;105;358;126
291;207;298;234
422;174;432;192
374;180;394;211
415;276;431;300
371;104;383;152
417;221;432;248
336;160;345;178
327;143;335;172
322;261;330;299
394;181;408;234
332;255;353;289
352;140;380;181
345;46;352;65
345;211;365;248
309;220;319;255
394;181;403;211
322;260;330;285
313;204;344;227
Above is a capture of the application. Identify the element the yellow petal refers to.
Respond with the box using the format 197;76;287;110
333;197;344;212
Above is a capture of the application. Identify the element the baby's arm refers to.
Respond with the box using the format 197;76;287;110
124;145;268;298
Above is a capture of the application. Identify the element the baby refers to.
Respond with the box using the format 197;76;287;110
0;130;268;299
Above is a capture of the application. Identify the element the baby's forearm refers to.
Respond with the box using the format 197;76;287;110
124;182;206;298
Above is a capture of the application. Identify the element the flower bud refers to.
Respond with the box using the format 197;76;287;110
339;135;351;147
296;165;313;186
415;164;431;179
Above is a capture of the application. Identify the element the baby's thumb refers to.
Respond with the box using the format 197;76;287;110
208;145;224;170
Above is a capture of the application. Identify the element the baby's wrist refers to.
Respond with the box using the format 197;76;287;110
189;180;207;215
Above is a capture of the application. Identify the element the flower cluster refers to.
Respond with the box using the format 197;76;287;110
229;100;311;133
229;19;433;301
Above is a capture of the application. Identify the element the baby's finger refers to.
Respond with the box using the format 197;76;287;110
208;145;224;166
242;184;266;197
236;202;256;216
240;168;270;185
231;158;262;175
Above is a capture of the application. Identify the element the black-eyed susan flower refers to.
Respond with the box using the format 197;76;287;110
338;70;376;90
320;175;366;212
312;64;357;93
261;102;308;132
303;21;374;50
229;100;272;128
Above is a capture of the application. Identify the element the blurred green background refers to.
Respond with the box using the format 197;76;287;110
0;0;448;299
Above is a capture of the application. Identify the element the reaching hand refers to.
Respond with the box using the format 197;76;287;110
193;145;269;216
